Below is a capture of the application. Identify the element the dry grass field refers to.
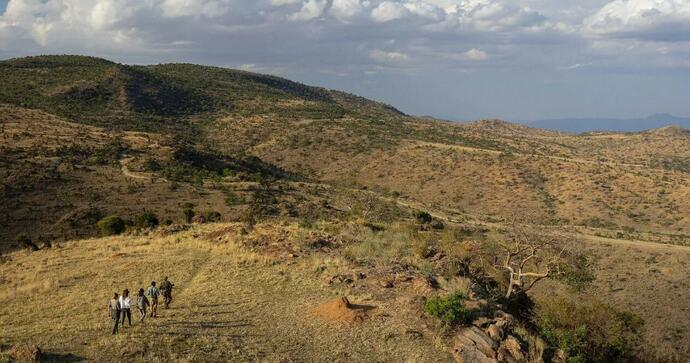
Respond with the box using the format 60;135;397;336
0;224;452;362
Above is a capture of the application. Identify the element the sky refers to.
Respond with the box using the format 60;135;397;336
1;0;689;121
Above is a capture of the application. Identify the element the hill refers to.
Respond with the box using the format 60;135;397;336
2;55;689;249
1;55;690;361
524;113;690;133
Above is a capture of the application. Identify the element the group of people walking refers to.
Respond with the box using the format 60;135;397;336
107;277;174;334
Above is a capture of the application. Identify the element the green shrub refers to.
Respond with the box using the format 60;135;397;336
182;203;195;223
97;216;126;236
415;211;433;224
134;211;159;229
424;292;472;328
535;296;643;362
298;217;314;229
15;233;39;251
555;254;595;292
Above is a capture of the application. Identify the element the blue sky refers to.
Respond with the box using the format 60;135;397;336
1;0;689;121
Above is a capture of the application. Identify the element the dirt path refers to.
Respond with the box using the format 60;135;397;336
119;156;166;181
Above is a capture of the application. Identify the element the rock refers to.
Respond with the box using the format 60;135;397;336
486;323;504;341
9;343;42;362
381;280;394;288
328;274;354;285
357;272;367;280
454;326;497;359
498;335;525;363
453;344;498;363
472;316;492;328
464;299;488;312
494;311;514;325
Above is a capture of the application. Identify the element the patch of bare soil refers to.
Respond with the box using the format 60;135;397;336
312;296;376;323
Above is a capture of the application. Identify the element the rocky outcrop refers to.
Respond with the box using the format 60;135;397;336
453;326;498;361
450;308;527;363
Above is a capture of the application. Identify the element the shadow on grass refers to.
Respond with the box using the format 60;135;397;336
160;320;253;329
42;352;88;362
347;303;376;311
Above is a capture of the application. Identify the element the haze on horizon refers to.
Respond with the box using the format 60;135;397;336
1;0;689;122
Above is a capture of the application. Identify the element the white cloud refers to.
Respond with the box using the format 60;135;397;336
370;48;409;62
464;48;487;60
371;1;410;22
330;0;369;21
585;0;690;41
159;0;231;18
288;0;328;21
271;0;301;5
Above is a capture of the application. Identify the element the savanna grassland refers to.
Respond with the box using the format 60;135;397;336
1;55;689;362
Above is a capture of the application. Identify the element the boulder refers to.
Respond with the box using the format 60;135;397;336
453;345;499;363
472;316;492;328
497;335;525;363
486;323;504;341
464;298;488;312
9;343;42;362
454;326;497;359
381;280;394;288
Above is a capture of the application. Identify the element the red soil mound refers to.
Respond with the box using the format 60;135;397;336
312;296;376;323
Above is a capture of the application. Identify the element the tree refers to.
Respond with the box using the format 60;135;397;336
497;217;568;300
97;216;126;236
134;211;159;229
182;203;195;223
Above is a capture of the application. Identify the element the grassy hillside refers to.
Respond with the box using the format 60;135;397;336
1;221;688;361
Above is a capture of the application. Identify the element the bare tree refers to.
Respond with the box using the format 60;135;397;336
498;217;568;300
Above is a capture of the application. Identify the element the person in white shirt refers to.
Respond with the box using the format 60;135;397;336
119;289;132;327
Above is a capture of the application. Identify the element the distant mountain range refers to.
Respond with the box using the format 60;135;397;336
521;113;690;133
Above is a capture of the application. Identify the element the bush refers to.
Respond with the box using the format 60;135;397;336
182;203;195;223
97;216;126;236
535;296;643;362
298;217;315;229
15;233;39;251
203;210;222;222
134;211;159;229
415;211;433;224
430;219;445;230
424;292;472;328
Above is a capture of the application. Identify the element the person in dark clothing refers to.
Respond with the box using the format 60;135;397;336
159;276;174;309
137;288;149;323
108;293;121;334
119;289;132;327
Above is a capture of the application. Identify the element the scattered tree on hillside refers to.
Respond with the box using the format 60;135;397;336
497;216;569;300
